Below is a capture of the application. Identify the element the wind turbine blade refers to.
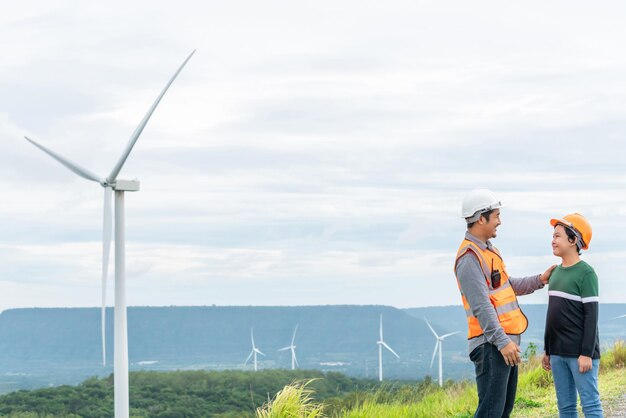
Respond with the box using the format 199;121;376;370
293;349;299;368
381;341;400;359
424;317;439;338
107;50;195;183
430;341;439;369
100;187;113;367
441;331;461;339
251;329;255;348
24;136;103;184
291;324;299;345
612;314;626;320
278;346;291;352
256;349;266;357
244;350;254;365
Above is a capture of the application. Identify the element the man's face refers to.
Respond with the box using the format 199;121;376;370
482;208;501;239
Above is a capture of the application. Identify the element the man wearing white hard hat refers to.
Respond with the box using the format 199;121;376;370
454;189;556;418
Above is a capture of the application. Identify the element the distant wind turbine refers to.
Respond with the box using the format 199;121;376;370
611;314;626;320
424;317;460;387
278;325;299;370
245;329;266;371
24;50;195;418
377;314;399;382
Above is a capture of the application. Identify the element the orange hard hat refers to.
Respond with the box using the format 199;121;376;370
550;213;592;250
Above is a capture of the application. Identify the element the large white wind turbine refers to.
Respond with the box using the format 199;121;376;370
24;50;195;418
278;325;299;370
245;329;266;372
424;317;460;387
377;314;399;382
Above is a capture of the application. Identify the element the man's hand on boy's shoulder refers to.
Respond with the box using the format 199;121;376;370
540;265;557;285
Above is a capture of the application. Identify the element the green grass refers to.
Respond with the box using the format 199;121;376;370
261;341;626;418
256;380;325;418
339;381;476;418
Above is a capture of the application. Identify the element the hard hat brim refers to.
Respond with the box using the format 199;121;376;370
550;218;569;228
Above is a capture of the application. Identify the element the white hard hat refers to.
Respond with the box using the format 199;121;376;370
461;189;503;222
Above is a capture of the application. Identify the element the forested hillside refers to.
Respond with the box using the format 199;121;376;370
0;370;378;417
0;304;623;393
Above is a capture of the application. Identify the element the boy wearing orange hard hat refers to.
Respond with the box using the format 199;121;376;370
542;213;603;417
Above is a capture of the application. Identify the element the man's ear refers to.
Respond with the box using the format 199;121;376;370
477;215;486;225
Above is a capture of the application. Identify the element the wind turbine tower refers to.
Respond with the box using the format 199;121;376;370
424;317;460;387
24;51;195;418
377;314;399;382
245;329;266;371
278;325;299;370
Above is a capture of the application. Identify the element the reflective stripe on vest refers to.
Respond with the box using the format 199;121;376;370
463;281;517;317
455;239;528;339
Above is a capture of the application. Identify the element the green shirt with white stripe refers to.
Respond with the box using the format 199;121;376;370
544;260;600;358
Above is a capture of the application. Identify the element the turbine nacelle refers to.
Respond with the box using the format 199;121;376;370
114;180;140;192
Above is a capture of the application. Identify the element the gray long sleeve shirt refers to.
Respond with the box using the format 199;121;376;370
456;232;545;355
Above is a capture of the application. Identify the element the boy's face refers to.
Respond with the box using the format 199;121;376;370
552;224;576;257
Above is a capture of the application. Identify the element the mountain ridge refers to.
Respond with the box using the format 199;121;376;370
0;303;623;393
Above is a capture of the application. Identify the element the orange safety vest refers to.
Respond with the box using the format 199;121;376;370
454;239;528;339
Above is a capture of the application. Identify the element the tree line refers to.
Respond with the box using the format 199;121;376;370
0;369;419;417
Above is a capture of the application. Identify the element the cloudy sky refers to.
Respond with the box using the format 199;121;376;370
1;1;626;311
